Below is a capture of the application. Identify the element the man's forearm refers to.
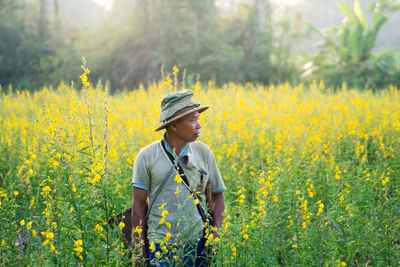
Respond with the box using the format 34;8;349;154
212;192;225;229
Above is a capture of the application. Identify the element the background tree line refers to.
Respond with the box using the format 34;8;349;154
0;0;399;92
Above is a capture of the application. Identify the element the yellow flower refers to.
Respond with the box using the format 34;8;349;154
172;66;179;75
50;244;56;253
164;233;171;242
46;232;54;239
174;187;179;195
158;203;165;210
194;198;199;205
94;224;104;232
149;242;156;253
165;222;171;229
161;245;168;254
42;186;51;194
133;226;142;234
174;174;182;184
42;239;49;247
74;246;83;253
20;219;25;226
119;222;125;230
13;191;19;197
74;239;83;247
161;210;169;218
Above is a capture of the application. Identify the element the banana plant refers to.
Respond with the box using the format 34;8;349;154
304;0;399;89
313;0;388;64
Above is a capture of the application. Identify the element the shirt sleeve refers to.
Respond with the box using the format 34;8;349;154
131;149;150;191
207;148;226;194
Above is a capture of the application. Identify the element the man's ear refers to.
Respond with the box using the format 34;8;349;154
169;121;178;132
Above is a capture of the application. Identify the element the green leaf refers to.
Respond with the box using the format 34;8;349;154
353;0;368;30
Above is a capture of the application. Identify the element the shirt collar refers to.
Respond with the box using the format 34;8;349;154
163;134;190;165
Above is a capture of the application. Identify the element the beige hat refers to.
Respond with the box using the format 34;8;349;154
155;90;209;131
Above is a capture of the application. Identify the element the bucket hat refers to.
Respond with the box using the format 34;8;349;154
155;89;209;131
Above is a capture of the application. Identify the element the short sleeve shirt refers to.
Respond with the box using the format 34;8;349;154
132;139;226;244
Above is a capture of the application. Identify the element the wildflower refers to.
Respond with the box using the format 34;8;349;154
316;202;324;216
74;246;83;253
159;210;169;225
133;226;142;234
46;232;54;239
42;186;51;194
27;221;33;230
161;210;169;218
52;160;59;168
13;191;19;197
149;242;156;253
20;219;25;226
164;232;171;242
172;66;179;75
95;224;103;232
119;222;125;230
74;239;83;247
174;174;182;184
42;239;49;247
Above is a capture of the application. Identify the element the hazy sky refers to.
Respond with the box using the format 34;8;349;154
92;0;303;10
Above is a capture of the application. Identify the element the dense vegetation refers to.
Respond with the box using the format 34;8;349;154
0;72;399;265
0;0;399;91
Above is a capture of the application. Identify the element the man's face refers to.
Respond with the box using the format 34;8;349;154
173;111;202;143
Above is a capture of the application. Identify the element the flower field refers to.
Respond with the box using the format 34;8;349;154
0;79;399;266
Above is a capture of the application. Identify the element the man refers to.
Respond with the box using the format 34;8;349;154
131;90;226;266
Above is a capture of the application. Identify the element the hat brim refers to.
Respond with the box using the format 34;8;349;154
155;105;209;131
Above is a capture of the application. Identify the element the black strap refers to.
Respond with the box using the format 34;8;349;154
161;139;209;223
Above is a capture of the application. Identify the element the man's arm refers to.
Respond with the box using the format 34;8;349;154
131;187;148;258
211;192;225;237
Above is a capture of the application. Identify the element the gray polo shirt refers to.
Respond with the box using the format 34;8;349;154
132;139;226;244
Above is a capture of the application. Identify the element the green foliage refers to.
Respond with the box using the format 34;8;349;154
306;0;400;89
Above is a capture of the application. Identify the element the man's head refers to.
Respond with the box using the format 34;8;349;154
155;90;209;133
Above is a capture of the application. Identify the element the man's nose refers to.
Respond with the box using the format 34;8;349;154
196;121;202;129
